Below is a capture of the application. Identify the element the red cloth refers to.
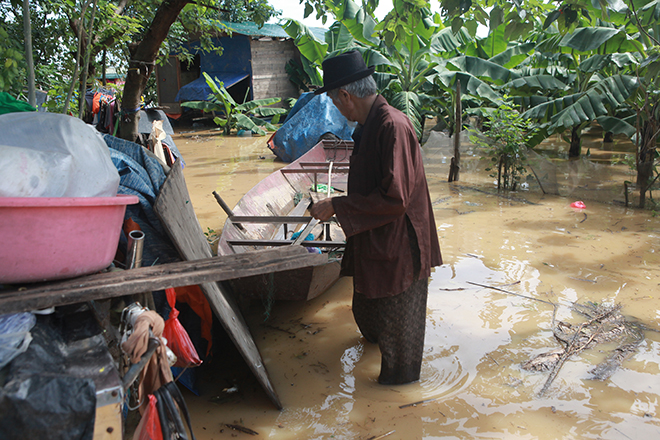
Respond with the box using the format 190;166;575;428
332;95;442;298
92;92;102;114
173;285;212;355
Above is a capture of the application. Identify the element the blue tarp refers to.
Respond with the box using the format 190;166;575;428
175;72;249;102
175;35;252;103
268;92;355;162
103;134;180;267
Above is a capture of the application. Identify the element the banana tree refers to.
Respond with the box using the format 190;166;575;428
283;0;458;140
518;25;640;157
181;72;286;136
593;0;660;208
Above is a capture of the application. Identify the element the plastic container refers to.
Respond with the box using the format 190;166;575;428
0;195;139;284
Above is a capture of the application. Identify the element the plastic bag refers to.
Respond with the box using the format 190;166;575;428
133;394;163;440
0;312;36;369
0;112;120;197
162;288;201;368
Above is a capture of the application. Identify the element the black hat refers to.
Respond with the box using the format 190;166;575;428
314;50;375;95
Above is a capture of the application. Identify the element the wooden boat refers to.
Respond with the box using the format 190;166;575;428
216;139;353;301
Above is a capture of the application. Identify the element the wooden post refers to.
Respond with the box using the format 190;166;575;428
448;80;461;182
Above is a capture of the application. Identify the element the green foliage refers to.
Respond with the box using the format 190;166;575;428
0;23;25;94
44;85;79;114
182;72;286;136
469;98;538;190
285;58;312;91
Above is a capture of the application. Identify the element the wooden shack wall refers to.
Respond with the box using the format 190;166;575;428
250;38;299;105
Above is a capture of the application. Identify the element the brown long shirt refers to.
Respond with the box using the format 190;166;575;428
332;95;442;299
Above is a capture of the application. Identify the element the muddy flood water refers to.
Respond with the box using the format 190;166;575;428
174;126;660;440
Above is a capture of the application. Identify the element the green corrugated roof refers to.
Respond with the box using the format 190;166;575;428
216;20;327;41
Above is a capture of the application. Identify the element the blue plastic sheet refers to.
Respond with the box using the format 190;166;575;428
175;72;249;102
175;35;252;103
269;92;355;162
103;134;180;267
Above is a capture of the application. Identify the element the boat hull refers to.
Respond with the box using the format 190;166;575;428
227;260;341;302
217;140;352;301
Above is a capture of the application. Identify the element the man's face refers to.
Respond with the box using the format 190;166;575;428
329;90;355;122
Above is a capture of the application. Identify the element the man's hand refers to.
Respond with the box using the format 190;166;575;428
310;198;335;222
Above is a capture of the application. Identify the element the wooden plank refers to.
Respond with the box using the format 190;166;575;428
299;162;350;168
272;197;312;241
93;402;122;440
154;159;283;409
226;239;345;247
281;168;350;174
292;218;320;245
0;247;326;315
230;216;313;223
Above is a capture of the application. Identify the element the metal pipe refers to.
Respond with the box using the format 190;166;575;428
212;190;245;231
125;230;145;270
122;337;159;391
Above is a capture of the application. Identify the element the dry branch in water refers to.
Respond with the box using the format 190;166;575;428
224;423;259;435
521;302;645;396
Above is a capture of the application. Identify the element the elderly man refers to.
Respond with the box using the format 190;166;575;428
310;50;442;385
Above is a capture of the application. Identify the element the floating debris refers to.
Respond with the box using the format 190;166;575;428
522;302;645;396
467;282;647;396
366;430;395;440
224;423;259;435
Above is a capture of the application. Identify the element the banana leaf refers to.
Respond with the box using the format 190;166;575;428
502;75;568;95
389;90;422;139
236;97;282;113
233;113;266;136
430;27;471;54
181;100;222;112
579;53;639;73
328;0;379;46
559;26;621;53
489;42;536;69
444;56;520;84
283;19;328;68
250;106;288;117
597;115;636;139
326;21;356;52
432;68;505;105
522;75;638;134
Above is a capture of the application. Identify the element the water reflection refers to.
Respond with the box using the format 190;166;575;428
178;129;660;439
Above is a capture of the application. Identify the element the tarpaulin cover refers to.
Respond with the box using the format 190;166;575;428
268;92;355;162
104;134;180;267
175;72;249;102
175;35;251;103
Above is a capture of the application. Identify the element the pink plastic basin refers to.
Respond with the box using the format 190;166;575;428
0;195;139;284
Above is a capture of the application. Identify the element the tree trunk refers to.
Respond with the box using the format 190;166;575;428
568;126;581;158
448;80;461;182
118;0;191;141
637;119;656;209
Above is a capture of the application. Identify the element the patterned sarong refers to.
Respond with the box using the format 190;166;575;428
351;216;428;385
352;277;428;384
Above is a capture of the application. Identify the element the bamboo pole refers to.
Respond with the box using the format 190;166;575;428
22;0;35;106
63;0;92;115
78;0;99;119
